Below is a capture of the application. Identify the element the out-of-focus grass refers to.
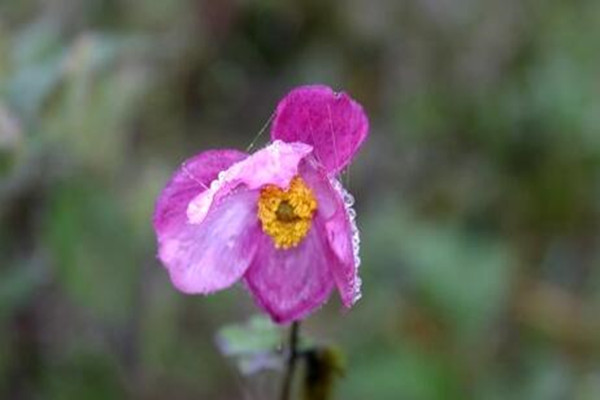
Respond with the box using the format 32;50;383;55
1;0;599;399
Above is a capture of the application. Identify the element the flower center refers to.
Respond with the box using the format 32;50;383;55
257;176;317;249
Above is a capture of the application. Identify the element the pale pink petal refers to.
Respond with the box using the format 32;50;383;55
187;140;312;225
152;149;258;295
271;85;369;175
153;149;247;242
160;190;261;294
244;222;336;324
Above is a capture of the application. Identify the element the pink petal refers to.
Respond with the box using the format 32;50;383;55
298;157;338;219
187;140;312;225
271;85;369;175
153;149;247;242
244;223;336;324
160;190;261;294
300;161;362;308
153;149;258;294
324;178;362;307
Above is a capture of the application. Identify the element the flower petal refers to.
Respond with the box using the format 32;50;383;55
153;149;247;242
298;157;338;219
187;140;312;225
160;190;261;294
244;224;336;324
324;178;362;307
271;85;369;175
153;149;259;294
300;161;362;308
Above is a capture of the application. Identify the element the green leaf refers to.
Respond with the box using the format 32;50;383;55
216;315;283;375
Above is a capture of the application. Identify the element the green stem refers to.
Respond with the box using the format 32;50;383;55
279;321;300;400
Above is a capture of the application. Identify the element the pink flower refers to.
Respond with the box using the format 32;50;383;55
153;85;369;324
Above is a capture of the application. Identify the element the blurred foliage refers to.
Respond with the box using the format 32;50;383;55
216;315;283;375
1;0;599;399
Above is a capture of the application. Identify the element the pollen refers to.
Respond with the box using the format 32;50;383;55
257;176;318;249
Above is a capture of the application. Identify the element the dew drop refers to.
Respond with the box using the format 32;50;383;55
347;208;357;220
343;192;355;206
329;176;363;304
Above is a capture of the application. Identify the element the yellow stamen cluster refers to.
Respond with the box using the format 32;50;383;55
257;176;318;249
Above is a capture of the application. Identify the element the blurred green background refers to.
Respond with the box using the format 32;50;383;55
1;0;600;399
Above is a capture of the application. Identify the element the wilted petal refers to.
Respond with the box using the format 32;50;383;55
271;85;369;175
244;223;336;324
187;140;312;225
160;190;261;294
153;149;247;242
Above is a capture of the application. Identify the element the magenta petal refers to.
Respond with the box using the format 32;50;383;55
298;157;340;220
271;85;369;175
304;163;361;308
159;190;261;294
298;159;361;308
324;178;361;307
244;225;336;324
153;149;247;242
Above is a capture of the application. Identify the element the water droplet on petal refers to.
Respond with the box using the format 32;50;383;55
347;208;357;220
343;192;355;206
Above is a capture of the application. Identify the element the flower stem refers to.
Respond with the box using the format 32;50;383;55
279;321;300;400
